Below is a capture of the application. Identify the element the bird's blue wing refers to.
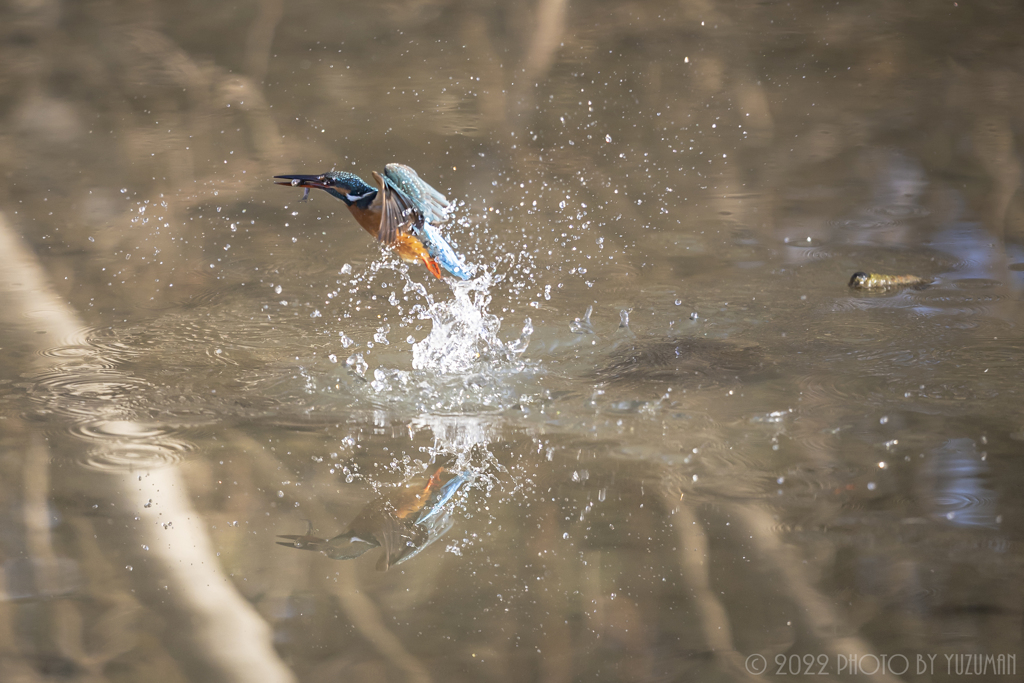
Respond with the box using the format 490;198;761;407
418;223;471;280
383;164;450;224
390;470;474;567
390;518;454;567
383;165;471;279
371;170;417;246
415;470;474;528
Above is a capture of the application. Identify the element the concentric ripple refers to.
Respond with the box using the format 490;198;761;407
36;345;97;361
71;419;179;442
80;440;192;471
28;370;152;420
66;420;194;471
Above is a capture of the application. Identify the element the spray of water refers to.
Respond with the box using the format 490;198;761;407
411;270;532;375
294;214;542;562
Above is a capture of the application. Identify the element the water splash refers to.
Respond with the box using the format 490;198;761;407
410;413;520;499
412;414;501;462
412;271;532;374
570;305;595;334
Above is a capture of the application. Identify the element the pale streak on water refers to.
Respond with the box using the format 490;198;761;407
0;2;1023;682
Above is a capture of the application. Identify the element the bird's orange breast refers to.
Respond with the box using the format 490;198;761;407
393;233;432;263
393;468;446;520
347;204;383;238
346;202;442;279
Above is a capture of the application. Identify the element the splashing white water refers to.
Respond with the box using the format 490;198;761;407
412;271;532;374
411;414;519;497
412;414;500;459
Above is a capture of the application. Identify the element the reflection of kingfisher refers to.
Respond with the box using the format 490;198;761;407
274;164;471;280
277;468;472;571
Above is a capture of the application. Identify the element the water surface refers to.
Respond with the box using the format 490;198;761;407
1;1;1023;681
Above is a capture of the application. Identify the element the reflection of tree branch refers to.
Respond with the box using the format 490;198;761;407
508;0;569;121
657;491;767;682
245;0;284;84
666;497;737;652
522;0;569;84
0;218;84;350
327;562;433;683
972;113;1022;239
727;502;903;683
659;479;905;682
127;465;296;683
24;432;97;673
535;500;573;683
67;517;143;674
0;211;295;683
218;75;285;162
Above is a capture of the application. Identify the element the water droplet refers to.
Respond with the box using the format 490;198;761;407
618;309;631;330
345;353;368;378
570;306;594;334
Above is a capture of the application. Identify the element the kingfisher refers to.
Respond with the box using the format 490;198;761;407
274;164;471;280
276;467;473;571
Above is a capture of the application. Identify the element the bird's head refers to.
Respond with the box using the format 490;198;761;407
274;170;377;205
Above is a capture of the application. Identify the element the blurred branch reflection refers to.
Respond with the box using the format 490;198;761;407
0;212;294;682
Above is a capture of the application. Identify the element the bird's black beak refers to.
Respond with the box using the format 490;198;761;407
273;174;329;189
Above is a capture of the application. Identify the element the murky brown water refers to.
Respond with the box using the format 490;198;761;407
1;1;1023;681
